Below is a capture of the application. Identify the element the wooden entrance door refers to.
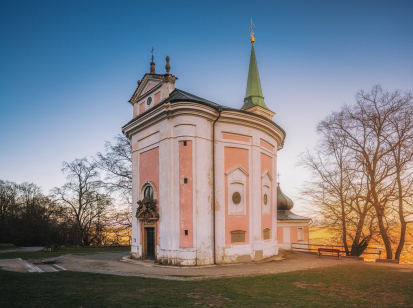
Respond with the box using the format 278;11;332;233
146;227;155;260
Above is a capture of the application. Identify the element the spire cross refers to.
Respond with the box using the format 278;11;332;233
151;47;155;62
249;19;254;37
277;172;281;183
249;19;255;44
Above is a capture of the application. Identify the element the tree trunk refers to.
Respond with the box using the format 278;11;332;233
371;181;393;259
395;222;406;261
351;208;368;256
375;208;393;259
395;172;406;261
341;203;350;256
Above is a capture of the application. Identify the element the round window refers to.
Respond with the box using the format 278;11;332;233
144;185;154;200
147;97;152;105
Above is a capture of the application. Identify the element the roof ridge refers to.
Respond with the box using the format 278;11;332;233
122;88;286;144
174;88;218;106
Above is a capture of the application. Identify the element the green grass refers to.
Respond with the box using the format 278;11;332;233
0;264;412;307
0;246;130;260
0;243;16;250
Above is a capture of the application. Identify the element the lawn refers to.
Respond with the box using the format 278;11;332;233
0;264;412;307
0;246;130;260
0;243;16;250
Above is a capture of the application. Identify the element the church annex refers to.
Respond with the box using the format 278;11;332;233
122;24;309;265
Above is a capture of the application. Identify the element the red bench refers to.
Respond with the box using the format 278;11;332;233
318;248;341;259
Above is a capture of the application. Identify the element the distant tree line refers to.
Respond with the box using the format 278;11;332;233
300;85;413;260
0;135;132;247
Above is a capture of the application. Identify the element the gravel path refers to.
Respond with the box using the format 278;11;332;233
3;249;410;279
0;247;44;254
57;250;366;280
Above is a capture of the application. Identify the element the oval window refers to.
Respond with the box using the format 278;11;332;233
144;185;154;200
232;192;241;205
147;97;152;105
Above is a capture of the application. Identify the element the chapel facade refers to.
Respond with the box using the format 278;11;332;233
122;26;309;265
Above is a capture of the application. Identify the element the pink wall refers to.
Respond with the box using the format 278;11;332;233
290;226;298;243
133;103;139;118
139;102;145;115
261;153;273;239
277;227;283;243
304;226;309;242
144;83;155;93
225;147;249;245
179;140;193;248
139;147;160;243
154;91;161;105
222;134;251;143
260;140;274;152
277;226;309;244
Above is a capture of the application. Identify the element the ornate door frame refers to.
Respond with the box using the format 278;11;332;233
136;198;159;260
141;222;157;260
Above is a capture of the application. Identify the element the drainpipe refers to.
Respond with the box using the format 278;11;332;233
212;106;222;265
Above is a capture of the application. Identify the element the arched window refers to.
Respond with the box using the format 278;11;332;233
143;185;154;200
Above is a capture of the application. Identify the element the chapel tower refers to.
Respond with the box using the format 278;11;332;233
241;20;275;120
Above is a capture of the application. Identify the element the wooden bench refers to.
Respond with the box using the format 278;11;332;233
318;248;341;259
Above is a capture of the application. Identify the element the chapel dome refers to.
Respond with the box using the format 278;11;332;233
277;183;294;210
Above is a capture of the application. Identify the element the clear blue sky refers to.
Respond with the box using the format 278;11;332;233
1;0;412;211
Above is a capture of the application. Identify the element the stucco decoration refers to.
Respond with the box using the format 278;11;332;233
262;171;272;215
226;165;248;215
230;230;246;243
136;199;159;224
263;228;270;240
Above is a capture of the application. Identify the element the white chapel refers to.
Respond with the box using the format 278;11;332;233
122;25;310;265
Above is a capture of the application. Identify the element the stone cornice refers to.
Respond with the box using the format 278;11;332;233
244;105;276;120
122;101;285;148
219;110;285;149
261;170;273;181
129;74;177;105
225;165;249;176
122;102;217;138
132;82;163;105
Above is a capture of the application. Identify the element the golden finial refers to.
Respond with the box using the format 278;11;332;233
250;18;255;44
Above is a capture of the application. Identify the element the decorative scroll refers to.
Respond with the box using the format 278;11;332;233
136;199;159;224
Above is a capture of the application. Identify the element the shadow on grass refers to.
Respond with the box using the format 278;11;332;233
1;264;412;307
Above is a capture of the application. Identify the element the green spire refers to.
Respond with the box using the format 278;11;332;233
241;43;268;110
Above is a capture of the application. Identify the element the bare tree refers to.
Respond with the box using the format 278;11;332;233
53;158;112;246
300;137;375;256
386;93;413;260
0;180;18;221
0;180;66;246
94;134;132;234
94;134;132;197
316;85;413;259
